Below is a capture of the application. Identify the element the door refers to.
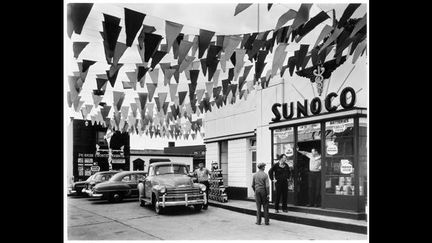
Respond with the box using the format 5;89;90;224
295;123;322;206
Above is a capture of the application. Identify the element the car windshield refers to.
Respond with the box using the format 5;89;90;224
155;164;189;175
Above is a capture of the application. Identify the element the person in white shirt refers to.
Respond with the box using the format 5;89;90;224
297;147;321;207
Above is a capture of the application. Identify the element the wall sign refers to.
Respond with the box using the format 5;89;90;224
271;87;357;122
285;144;294;157
340;159;353;174
91;166;100;172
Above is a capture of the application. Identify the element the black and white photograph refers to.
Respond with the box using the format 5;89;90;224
64;0;368;241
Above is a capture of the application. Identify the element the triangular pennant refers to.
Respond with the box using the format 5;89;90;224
165;20;184;52
189;83;197;99
195;89;205;102
212;69;221;87
92;93;103;107
162;102;170;115
113;91;125;112
67;92;72;107
130;103;138;118
178;40;193;64
178;91;187;106
200;58;207;76
220;55;227;73
137;24;156;48
254;50;268;82
124;8;146;47
137;44;145;63
297;11;330;39
349;14;367;38
147;103;155;117
234;48;247;80
144;33;163;62
275;9;297;30
149;68;159;84
102;14;122;52
319;27;344;53
313;24;333;48
296;44;309;70
120;106;129;120
172;33;184;59
338;4;361;28
150;50;168;70
205;82;214;97
113;42;128;66
198;29;216;58
189;69;200;85
81;59;96;73
179;56;195;73
74;98;85;113
106;68;121;88
121;81;132;89
158;93;168;110
146;83;157;102
222;79;231;96
291;4;313;30
169;83;178;101
100;105;111;120
67;3;93;37
272;43;288;76
234;3;253;16
191;35;199;57
352;39;367;64
223;36;243;63
163;69;176;86
72;42;89;58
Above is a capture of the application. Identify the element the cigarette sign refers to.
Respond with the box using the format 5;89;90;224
340;159;353;174
326;141;338;155
91;166;100;172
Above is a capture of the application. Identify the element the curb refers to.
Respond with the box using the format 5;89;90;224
208;202;367;234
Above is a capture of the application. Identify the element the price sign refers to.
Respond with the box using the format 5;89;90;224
326;141;338;155
91;166;100;172
340;159;353;174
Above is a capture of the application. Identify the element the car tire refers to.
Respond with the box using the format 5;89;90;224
152;194;163;214
194;205;203;211
108;192;123;203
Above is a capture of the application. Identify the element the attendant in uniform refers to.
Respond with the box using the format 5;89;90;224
268;154;291;213
193;162;211;209
252;162;270;225
297;148;321;207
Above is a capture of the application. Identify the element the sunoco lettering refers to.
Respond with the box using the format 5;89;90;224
272;87;356;122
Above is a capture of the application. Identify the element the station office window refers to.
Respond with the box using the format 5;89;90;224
359;117;367;197
324;118;355;196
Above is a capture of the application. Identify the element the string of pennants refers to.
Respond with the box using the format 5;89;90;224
67;3;367;140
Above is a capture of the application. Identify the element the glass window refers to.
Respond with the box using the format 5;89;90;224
324;118;355;196
155;165;189;175
121;175;131;182
273;127;295;191
252;151;257;173
359;117;367;197
297;123;321;142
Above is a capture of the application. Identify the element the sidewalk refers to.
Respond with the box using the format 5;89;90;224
208;199;367;234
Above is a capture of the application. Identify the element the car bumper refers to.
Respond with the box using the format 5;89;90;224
157;193;207;207
88;190;103;198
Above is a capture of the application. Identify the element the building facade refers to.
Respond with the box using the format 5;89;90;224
204;54;367;213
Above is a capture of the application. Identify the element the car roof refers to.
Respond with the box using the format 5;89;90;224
150;162;188;167
110;171;148;181
93;171;119;175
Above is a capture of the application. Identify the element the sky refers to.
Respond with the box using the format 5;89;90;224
65;1;367;150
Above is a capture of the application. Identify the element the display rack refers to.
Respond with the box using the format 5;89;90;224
208;168;228;202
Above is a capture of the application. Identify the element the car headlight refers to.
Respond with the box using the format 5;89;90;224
199;184;206;191
160;186;166;194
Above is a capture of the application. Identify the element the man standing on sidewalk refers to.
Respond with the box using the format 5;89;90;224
193;162;211;209
268;154;291;213
252;162;270;225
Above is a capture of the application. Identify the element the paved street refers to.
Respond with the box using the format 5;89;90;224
67;196;367;240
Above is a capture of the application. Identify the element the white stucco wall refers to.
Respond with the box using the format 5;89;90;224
129;155;193;172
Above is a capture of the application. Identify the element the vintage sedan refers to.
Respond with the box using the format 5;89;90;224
90;171;147;203
138;162;207;214
82;171;119;196
70;175;95;196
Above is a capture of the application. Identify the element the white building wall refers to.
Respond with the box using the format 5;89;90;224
205;142;219;169
129;155;193;173
66;119;73;185
227;139;248;188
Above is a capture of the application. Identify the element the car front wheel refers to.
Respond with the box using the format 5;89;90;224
152;194;163;214
108;192;123;203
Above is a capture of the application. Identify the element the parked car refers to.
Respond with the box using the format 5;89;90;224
138;162;207;214
82;171;119;196
71;175;95;196
90;171;147;203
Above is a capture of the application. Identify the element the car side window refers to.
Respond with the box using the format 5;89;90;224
121;175;131;182
136;174;145;181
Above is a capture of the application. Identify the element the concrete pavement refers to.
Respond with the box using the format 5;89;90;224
67;196;367;240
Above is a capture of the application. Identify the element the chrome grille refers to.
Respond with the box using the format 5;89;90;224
166;187;200;196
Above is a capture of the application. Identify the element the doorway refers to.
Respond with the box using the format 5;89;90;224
295;140;321;206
